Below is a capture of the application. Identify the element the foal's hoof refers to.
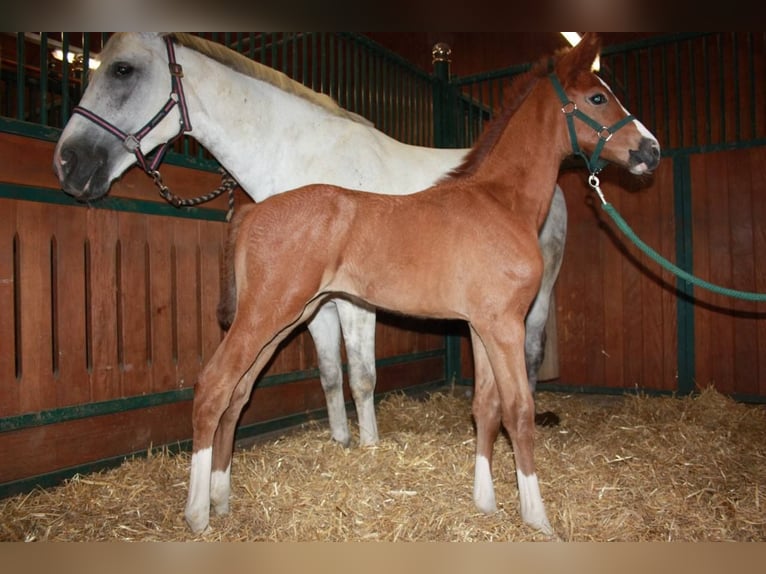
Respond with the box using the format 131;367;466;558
534;411;560;427
184;509;210;535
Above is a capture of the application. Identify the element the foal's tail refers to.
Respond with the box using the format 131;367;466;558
217;205;252;331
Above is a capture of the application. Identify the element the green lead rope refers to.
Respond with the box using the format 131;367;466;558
589;175;766;302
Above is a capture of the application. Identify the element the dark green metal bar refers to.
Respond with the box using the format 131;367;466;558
61;33;70;125
0;379;450;500
0;183;228;222
732;34;740;142
703;36;711;145
16;33;25;121
660;43;670;146
0;349;445;434
38;34;48;126
748;33;756;140
673;154;695;395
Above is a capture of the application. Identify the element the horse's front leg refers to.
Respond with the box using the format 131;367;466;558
335;299;379;446
469;329;502;514
306;301;352;447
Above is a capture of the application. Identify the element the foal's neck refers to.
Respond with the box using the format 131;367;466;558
471;82;568;230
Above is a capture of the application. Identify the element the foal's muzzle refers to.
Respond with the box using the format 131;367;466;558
629;137;661;174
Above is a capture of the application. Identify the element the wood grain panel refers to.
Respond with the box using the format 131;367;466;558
0;200;19;417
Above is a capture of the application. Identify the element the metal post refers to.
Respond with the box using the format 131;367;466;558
432;42;464;387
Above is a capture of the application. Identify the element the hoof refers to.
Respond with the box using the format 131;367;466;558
184;509;210;535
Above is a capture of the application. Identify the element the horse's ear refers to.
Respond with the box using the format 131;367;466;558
556;33;602;86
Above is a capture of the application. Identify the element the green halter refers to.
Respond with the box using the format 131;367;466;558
548;73;635;174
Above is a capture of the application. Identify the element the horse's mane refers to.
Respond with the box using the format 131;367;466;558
441;49;568;181
168;33;372;126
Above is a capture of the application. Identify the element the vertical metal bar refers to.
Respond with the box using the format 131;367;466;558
688;39;697;148
16;33;25;121
717;34;726;143
646;46;656;143
352;42;360;114
248;32;255;59
81;33;91;94
634;49;643;124
673;154;695;394
310;33;317;91
732;33;740;141
328;34;336;101
703;36;712;145
674;41;683;149
61;33;70;125
39;33;49;126
748;32;756;140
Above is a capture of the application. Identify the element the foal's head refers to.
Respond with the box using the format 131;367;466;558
551;33;660;175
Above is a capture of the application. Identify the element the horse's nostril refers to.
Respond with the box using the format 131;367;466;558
60;148;78;177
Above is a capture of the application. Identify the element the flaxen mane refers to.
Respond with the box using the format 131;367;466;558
169;33;372;126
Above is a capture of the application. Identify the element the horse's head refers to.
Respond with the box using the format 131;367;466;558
53;33;189;201
552;33;660;176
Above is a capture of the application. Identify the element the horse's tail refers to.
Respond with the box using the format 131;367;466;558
217;205;252;331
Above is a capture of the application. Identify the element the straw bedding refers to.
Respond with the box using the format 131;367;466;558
1;386;764;541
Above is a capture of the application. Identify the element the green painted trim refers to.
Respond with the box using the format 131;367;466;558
673;155;696;394
0;117;221;173
0;183;228;222
0;380;448;500
0;349;445;433
663;137;766;156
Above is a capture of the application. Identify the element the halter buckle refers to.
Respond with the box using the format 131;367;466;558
169;62;184;78
561;101;577;115
123;134;140;152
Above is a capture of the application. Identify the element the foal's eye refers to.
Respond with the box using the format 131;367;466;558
112;62;134;78
588;93;607;105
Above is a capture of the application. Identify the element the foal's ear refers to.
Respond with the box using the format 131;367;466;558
556;32;602;86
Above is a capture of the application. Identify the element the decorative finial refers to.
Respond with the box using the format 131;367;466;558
432;42;452;64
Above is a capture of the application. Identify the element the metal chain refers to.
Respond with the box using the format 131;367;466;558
151;168;238;221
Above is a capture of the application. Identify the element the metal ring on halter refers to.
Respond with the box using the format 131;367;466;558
561;101;577;115
597;127;613;141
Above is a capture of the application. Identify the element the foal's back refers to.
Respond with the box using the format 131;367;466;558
228;180;544;324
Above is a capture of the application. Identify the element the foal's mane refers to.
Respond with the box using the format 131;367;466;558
168;33;372;126
442;50;567;181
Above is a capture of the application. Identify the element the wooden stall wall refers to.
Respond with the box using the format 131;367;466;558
0;32;448;495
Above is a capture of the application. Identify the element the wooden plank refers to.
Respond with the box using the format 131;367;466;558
198;220;225;365
0;199;19;417
727;149;759;395
16;201;56;412
53;206;90;407
172;219;201;389
0;400;193;485
600;173;625;388
0;132;228;210
146;216;176;392
116;212;151;397
704;151;735;393
691;154;712;388
751;147;766;396
86;208;120;401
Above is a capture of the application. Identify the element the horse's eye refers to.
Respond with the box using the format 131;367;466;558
112;62;134;78
588;93;607;105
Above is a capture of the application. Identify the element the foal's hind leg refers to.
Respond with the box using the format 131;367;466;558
185;328;257;534
336;299;379;446
469;329;502;514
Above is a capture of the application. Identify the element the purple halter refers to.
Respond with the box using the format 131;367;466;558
71;36;192;174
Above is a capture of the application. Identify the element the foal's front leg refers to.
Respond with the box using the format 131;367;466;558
469;329;502;514
476;320;554;537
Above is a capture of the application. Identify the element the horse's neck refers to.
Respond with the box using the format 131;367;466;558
178;47;466;201
181;58;322;200
472;89;568;229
